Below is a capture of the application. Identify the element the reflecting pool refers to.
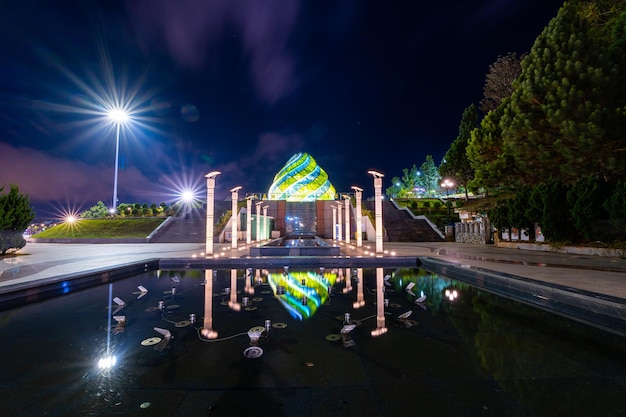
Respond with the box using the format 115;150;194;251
0;267;624;417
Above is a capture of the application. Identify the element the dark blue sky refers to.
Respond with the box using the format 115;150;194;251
0;0;563;218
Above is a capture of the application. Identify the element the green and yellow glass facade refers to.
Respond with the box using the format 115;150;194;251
268;153;336;201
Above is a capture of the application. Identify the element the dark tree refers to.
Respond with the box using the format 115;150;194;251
439;104;478;200
479;52;524;113
502;1;626;184
604;181;626;233
0;185;36;255
539;179;575;242
566;175;612;241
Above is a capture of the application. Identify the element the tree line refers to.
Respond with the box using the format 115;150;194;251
398;0;626;243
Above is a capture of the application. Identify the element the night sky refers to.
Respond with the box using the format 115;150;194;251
0;0;564;219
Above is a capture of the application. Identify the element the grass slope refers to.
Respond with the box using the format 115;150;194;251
31;218;165;239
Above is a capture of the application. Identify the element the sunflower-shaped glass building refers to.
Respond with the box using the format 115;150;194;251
268;153;336;201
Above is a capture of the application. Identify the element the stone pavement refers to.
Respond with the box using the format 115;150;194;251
1;240;625;301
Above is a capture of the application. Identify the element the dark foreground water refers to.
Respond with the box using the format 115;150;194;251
0;267;624;417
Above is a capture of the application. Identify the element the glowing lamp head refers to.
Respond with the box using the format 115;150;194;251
108;108;129;124
181;190;194;202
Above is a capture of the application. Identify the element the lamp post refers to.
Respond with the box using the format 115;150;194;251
205;171;221;256
108;108;129;214
368;170;384;254
255;201;263;242
230;186;242;249
351;186;363;247
246;196;254;244
343;194;351;244
441;179;454;218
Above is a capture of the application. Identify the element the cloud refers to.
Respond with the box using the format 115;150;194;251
127;0;302;104
0;142;156;207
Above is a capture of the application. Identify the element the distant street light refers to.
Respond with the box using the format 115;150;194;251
108;108;129;214
441;179;455;218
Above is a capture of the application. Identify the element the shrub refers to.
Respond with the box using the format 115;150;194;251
0;230;26;255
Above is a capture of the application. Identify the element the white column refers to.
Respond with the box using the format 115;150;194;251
368;170;384;254
343;195;351;244
331;205;337;240
230;186;242;249
352;186;363;247
262;205;269;240
246;196;254;244
336;204;342;242
205;171;221;256
255;201;263;242
201;269;218;339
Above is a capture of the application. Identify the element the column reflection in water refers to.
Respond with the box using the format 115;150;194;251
342;267;352;294
371;267;388;337
244;268;254;295
201;269;218;339
353;268;365;308
229;269;241;311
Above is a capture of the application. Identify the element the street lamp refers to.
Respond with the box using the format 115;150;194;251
108;108;129;214
205;171;221;256
441;179;454;217
368;170;384;254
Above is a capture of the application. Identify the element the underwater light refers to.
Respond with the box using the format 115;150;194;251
98;355;117;369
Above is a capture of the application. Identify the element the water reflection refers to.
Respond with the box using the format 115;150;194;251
2;266;624;416
266;268;336;320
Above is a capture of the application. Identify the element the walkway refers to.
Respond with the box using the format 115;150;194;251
1;240;624;299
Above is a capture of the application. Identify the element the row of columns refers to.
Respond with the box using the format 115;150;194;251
205;169;385;256
205;171;270;256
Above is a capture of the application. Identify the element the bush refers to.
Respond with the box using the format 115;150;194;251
567;176;612;241
0;230;26;255
604;181;626;232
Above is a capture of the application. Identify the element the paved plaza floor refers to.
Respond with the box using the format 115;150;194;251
1;240;625;300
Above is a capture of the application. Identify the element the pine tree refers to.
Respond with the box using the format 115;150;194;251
502;2;626;184
439;104;477;199
0;185;36;255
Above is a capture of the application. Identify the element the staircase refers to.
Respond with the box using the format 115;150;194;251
149;202;231;243
364;200;444;242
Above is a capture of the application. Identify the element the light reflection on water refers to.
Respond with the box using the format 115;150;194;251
0;267;624;417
